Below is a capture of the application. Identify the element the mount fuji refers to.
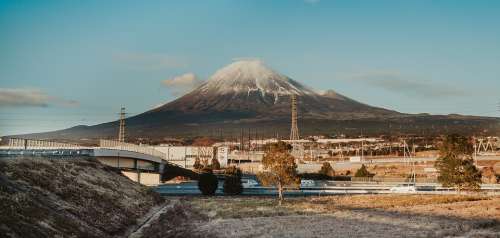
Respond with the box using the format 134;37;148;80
149;60;398;122
10;60;500;141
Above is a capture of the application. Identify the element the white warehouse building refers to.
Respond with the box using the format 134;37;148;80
152;146;228;169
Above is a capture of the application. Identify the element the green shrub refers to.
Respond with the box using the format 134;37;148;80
223;166;243;195
211;158;221;170
435;134;482;191
318;162;335;176
354;164;373;177
198;171;218;195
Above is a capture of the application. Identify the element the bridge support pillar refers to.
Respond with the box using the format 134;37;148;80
159;162;165;174
133;159;141;184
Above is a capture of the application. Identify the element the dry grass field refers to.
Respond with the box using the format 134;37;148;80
147;194;500;238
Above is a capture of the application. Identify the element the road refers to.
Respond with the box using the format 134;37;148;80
155;180;500;196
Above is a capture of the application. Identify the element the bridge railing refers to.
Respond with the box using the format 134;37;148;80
99;139;167;160
8;138;83;150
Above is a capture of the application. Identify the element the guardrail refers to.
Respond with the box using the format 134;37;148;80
99;139;167;159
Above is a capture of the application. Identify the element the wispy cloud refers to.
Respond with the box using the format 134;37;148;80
0;88;79;108
113;52;188;71
161;73;204;96
348;71;465;98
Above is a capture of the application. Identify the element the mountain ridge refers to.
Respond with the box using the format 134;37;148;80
4;60;499;141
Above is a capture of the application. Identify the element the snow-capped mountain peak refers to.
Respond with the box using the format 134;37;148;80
197;60;316;97
153;59;392;119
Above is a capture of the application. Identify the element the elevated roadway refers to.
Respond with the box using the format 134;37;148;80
1;138;198;185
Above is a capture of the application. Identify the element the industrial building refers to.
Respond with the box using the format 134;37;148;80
152;145;229;169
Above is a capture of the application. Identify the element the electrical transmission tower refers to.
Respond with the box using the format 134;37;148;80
118;107;127;142
290;94;300;141
289;94;304;161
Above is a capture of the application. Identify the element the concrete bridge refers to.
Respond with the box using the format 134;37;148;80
1;138;198;185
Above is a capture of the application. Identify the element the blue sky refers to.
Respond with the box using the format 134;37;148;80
1;0;499;136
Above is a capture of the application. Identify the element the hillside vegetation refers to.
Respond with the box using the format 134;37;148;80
0;157;163;238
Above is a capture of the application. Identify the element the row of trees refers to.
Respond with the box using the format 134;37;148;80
197;134;486;204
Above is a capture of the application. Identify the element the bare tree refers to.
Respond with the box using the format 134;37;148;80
258;142;299;205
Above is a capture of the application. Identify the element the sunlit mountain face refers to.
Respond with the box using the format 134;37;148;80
149;60;399;121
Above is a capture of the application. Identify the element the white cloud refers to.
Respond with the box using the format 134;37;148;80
348;71;465;98
161;73;204;96
0;88;79;107
113;52;188;71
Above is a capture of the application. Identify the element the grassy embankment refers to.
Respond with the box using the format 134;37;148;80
0;157;163;238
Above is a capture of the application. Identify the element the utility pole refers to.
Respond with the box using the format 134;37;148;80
118;107;126;142
248;127;251;151
240;128;243;150
360;129;364;162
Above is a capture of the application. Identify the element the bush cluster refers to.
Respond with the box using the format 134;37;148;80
354;164;373;177
223;166;243;195
318;162;335;176
197;170;218;195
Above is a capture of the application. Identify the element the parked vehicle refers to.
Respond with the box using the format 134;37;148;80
300;179;315;187
241;178;259;188
390;184;417;193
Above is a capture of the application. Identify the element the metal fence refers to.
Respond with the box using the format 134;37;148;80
8;138;82;150
99;139;167;159
351;176;438;183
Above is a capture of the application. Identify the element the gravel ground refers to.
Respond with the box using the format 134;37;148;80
194;210;499;238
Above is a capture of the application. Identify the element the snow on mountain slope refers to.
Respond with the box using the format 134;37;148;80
197;60;317;100
321;89;351;101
